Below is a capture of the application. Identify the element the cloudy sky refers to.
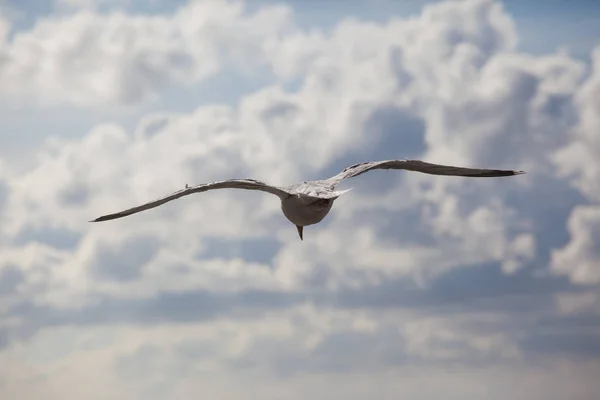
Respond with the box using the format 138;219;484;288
0;0;599;399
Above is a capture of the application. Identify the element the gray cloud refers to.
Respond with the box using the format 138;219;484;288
57;181;90;207
0;287;305;351
12;226;81;250
330;262;568;313
0;265;24;296
198;236;281;266
0;180;7;214
1;260;594;361
91;236;161;281
520;332;600;360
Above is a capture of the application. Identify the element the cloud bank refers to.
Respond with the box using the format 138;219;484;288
0;0;599;399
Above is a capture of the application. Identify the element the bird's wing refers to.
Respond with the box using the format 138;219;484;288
90;179;290;222
324;159;525;187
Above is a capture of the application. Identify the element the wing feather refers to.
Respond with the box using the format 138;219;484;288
90;179;290;222
325;159;525;187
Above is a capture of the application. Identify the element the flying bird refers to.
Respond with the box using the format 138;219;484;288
90;159;525;240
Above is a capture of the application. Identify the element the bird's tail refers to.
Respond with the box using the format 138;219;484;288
331;188;353;198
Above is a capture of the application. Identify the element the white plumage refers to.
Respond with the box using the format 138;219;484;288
91;159;525;240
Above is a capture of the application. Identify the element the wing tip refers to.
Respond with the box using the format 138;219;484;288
513;170;526;175
89;215;111;222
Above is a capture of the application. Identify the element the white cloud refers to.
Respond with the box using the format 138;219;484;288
267;0;518;83
0;0;293;107
549;48;600;285
551;206;600;284
2;0;600;399
259;0;586;283
503;233;536;274
553;48;600;203
0;0;591;307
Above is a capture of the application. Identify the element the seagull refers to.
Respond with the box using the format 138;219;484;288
90;159;525;240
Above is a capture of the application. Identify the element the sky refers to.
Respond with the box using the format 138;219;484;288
0;0;599;399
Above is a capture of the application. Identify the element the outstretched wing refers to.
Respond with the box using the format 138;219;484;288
324;159;525;187
90;179;290;222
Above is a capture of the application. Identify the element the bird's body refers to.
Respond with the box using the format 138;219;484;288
281;193;334;225
91;159;525;240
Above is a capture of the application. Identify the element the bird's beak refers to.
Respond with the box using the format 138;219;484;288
296;225;303;241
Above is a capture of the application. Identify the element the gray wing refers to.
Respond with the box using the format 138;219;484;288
324;159;525;187
90;179;290;222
